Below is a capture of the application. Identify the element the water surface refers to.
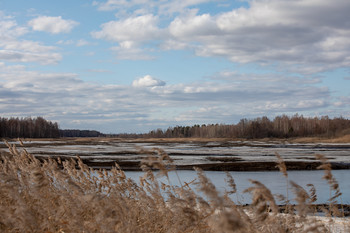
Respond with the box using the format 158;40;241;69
125;169;350;204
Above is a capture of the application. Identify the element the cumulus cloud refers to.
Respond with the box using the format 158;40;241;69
92;0;350;73
0;49;61;64
92;14;164;59
170;13;219;38
2;1;350;132
0;63;171;132
0;17;62;64
92;14;162;42
166;0;350;72
132;75;166;87
0;40;61;64
0;19;28;39
28;16;79;34
0;62;343;132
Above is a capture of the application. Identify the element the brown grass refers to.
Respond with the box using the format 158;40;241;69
289;134;350;143
0;142;349;232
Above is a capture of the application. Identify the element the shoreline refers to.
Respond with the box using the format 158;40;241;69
2;134;350;144
79;159;350;171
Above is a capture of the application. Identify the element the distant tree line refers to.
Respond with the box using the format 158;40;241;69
144;115;350;139
2;114;350;139
59;129;102;137
0;116;105;139
107;133;141;138
0;117;60;138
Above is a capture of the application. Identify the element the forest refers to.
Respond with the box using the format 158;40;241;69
0;117;59;138
1;115;350;139
145;115;350;139
0;117;105;138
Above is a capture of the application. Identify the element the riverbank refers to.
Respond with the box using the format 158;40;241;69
2;137;350;171
75;159;350;171
2;143;349;233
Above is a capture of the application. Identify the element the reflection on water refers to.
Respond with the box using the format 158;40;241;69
125;169;350;204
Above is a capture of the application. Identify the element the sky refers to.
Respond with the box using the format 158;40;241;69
0;0;350;133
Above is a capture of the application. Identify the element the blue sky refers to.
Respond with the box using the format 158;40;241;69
1;0;350;133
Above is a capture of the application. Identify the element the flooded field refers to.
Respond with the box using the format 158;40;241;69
1;138;350;171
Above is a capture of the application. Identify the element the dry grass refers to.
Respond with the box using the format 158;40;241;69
289;134;350;143
0;141;349;232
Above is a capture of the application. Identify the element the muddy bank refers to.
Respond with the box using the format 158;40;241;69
174;161;350;172
71;158;350;171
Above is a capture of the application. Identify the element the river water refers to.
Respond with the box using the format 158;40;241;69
125;169;350;204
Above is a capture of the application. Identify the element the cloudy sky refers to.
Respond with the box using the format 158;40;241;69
1;0;350;133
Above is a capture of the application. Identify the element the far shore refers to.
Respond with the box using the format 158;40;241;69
2;133;350;143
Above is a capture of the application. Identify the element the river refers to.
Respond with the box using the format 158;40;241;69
2;139;350;204
124;169;350;204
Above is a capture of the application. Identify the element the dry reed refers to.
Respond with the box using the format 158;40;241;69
0;141;349;232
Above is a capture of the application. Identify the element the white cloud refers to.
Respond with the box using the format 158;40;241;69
332;97;350;108
2;1;350;132
92;14;162;42
92;0;350;73
0;40;57;53
92;14;164;60
169;11;219;38
160;39;191;50
0;62;343;132
28;16;79;34
165;0;350;72
132;75;166;87
0;49;61;65
0;17;62;64
0;19;28;39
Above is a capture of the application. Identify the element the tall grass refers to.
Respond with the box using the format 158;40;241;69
0;141;348;232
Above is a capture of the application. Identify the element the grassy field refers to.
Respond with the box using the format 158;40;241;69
0;141;349;232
